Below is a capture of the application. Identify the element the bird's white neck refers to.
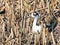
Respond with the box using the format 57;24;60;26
33;18;38;26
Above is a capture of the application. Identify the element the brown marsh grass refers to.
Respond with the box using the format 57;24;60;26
0;0;60;45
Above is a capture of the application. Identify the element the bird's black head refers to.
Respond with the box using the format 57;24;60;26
30;11;39;18
33;11;39;16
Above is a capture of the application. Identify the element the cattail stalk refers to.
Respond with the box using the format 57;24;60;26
42;24;46;45
21;0;24;28
51;32;56;45
34;34;37;45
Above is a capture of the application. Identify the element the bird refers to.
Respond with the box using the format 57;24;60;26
30;11;42;33
46;17;58;32
44;13;58;45
47;10;60;33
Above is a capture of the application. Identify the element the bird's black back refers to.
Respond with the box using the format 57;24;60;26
46;16;58;32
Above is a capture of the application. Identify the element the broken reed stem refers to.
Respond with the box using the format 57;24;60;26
27;17;30;33
36;34;40;45
21;0;24;28
2;20;5;35
34;34;37;45
46;0;50;13
11;28;14;38
42;24;46;45
33;0;36;11
19;34;21;45
51;32;56;45
22;16;25;33
2;20;5;44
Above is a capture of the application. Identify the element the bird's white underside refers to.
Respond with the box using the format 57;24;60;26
31;12;42;33
32;25;42;33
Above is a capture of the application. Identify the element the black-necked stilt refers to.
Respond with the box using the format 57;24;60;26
30;11;42;33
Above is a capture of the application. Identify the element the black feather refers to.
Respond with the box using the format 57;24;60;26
46;17;58;32
33;12;39;16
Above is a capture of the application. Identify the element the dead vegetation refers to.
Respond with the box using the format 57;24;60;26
0;0;60;45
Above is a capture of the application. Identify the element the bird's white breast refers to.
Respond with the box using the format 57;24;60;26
32;25;42;33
